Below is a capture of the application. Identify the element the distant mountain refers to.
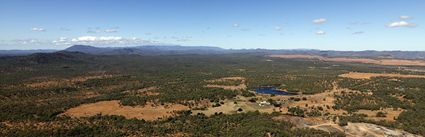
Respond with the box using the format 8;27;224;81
0;49;57;56
0;51;93;66
2;45;425;59
63;45;227;55
64;45;116;54
26;51;93;64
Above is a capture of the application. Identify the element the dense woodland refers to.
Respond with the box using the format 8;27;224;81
1;51;425;136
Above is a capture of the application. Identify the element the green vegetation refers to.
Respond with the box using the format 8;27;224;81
288;107;305;117
336;77;425;135
1;112;344;137
2;52;425;136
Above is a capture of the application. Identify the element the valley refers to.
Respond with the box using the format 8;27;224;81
2;51;425;136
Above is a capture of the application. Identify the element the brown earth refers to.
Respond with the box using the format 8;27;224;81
62;100;189;121
355;108;404;122
339;72;425;79
192;96;276;116
267;82;351;116
270;54;425;66
343;122;420;137
272;115;420;137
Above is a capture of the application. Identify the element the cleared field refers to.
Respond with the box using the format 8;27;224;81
355;108;404;122
62;100;188;121
192;96;275;116
270;54;425;66
339;72;425;79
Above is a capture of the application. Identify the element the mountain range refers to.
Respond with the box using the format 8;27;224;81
1;45;425;59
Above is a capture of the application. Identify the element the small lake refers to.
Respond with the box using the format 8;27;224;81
255;87;296;96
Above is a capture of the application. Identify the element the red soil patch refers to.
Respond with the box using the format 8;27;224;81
270;54;425;66
356;108;404;122
62;100;189;121
339;72;425;79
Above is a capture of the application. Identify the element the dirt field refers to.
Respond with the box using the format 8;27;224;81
62;100;189;121
343;122;420;137
270;54;425;66
339;72;425;79
355;108;404;122
205;77;247;90
273;115;419;137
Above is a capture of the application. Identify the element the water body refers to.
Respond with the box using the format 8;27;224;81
255;87;296;96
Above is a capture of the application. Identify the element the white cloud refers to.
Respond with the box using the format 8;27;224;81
387;21;416;28
53;36;158;46
99;36;122;41
233;23;240;27
71;36;97;42
70;36;123;42
31;27;46;32
313;18;327;24
52;37;68;43
352;31;365;35
315;30;326;35
400;15;411;19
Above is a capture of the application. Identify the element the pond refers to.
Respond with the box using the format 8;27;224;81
255;87;296;96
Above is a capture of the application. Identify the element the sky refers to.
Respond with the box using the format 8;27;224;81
0;0;424;50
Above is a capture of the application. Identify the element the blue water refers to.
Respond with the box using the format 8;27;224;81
255;87;296;96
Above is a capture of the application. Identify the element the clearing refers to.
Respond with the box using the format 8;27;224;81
270;54;425;66
192;96;275;116
339;72;425;79
62;100;189;121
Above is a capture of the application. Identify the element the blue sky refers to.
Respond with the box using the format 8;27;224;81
0;0;424;50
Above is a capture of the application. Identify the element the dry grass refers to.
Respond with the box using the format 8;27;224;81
268;82;351;116
270;54;425;66
192;96;276;116
339;72;425;79
62;100;189;121
355;108;404;122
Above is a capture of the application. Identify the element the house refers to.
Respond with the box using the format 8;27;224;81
259;101;271;106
